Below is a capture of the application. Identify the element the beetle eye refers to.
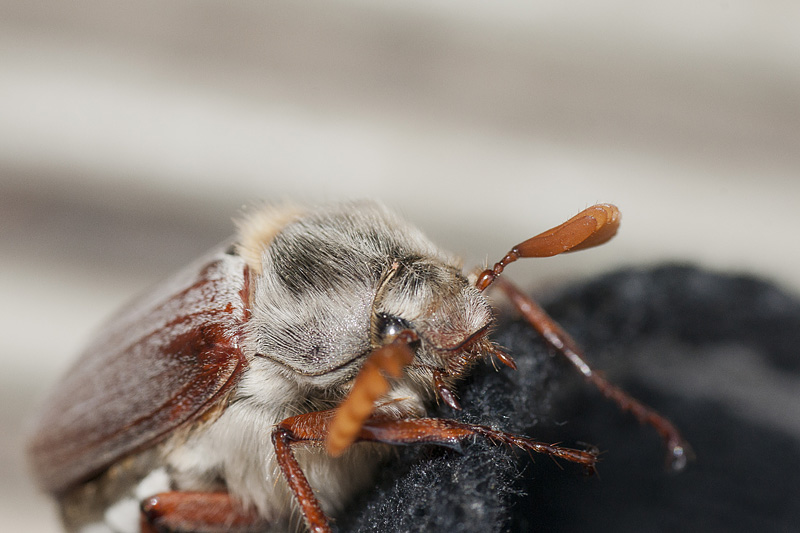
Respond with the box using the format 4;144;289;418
376;313;412;344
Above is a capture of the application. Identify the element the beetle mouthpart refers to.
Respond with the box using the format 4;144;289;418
487;346;517;371
326;332;416;457
433;369;461;410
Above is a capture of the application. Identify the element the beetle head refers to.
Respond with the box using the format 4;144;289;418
244;201;492;391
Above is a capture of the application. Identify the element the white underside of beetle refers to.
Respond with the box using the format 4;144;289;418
88;356;427;533
79;469;170;533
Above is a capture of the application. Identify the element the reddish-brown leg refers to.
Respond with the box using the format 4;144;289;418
272;417;332;533
273;410;598;533
356;417;598;469
139;491;265;533
496;277;693;471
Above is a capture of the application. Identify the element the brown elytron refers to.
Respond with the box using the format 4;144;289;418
27;256;250;496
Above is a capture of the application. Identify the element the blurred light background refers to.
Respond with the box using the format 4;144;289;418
2;1;798;530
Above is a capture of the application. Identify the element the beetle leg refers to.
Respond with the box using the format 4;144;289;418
495;277;693;471
273;413;334;533
139;491;266;533
356;417;598;471
273;410;598;533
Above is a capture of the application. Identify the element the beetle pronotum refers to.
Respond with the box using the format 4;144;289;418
27;201;690;532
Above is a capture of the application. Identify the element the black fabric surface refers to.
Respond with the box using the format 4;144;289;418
337;265;800;532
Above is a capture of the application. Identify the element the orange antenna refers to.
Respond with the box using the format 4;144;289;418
326;332;416;456
476;204;620;291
